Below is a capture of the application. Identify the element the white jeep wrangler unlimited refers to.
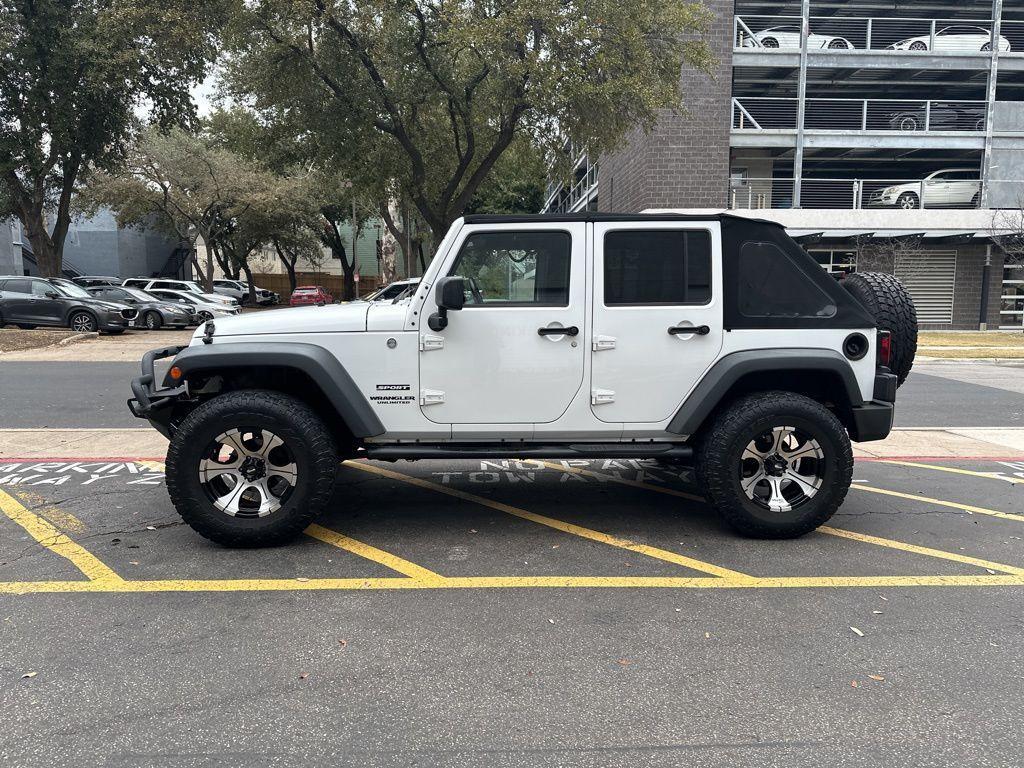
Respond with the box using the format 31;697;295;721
129;213;916;547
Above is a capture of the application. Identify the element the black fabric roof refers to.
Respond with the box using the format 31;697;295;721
462;212;784;227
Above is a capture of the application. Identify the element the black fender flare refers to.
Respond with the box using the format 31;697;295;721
166;342;386;438
666;349;865;436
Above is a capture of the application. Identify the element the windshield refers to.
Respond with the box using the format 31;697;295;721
52;281;92;298
182;281;205;294
123;288;156;302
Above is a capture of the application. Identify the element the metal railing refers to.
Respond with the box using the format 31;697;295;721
733;97;988;133
729;177;985;210
544;163;599;214
735;16;1022;55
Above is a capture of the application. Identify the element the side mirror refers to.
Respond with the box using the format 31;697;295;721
428;276;465;332
45;291;60;299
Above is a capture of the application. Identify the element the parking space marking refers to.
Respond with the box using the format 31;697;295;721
305;523;444;581
0;489;122;583
874;459;1024;485
819;526;1024;576
851;484;1023;522
536;461;1024;572
344;461;752;580
1;573;1022;595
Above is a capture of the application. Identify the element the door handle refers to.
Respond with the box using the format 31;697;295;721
668;325;711;336
538;325;579;337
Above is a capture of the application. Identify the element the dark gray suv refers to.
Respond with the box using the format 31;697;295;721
0;276;138;333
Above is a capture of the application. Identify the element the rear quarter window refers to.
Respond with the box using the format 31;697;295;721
738;241;837;319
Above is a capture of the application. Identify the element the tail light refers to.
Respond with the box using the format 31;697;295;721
877;330;892;367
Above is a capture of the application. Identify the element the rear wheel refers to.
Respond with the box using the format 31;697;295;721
910;41;928;51
842;272;918;386
761;37;779;48
166;390;339;547
697;392;853;539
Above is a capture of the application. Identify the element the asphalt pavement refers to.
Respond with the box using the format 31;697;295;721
0;454;1022;766
1;360;1022;429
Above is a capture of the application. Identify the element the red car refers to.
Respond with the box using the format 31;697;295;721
289;285;333;306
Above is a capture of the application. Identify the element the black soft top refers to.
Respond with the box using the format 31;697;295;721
462;212;780;226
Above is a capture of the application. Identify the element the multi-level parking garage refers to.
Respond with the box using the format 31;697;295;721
543;1;1024;330
731;0;1022;211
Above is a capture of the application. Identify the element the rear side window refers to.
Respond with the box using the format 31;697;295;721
4;279;31;294
450;231;571;306
604;230;712;305
738;242;837;319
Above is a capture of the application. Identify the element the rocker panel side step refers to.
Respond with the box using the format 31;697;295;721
361;443;694;461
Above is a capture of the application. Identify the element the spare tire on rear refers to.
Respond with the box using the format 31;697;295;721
841;272;917;387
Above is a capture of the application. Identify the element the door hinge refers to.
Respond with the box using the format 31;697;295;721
591;388;615;405
419;334;445;352
592;335;616;351
420;389;445;406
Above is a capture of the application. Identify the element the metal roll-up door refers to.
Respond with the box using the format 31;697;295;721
895;250;956;325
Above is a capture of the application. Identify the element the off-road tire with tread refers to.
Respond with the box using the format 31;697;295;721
166;389;339;547
697;391;854;538
841;272;917;386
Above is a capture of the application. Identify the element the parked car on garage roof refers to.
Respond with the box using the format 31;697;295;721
741;25;852;50
889;26;1010;52
0;276;138;333
71;275;123;288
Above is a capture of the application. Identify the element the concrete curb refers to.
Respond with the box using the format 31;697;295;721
57;331;99;346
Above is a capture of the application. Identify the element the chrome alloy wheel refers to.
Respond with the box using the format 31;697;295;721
739;426;825;513
198;429;298;517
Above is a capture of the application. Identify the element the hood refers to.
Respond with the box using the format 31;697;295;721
200;302;370;338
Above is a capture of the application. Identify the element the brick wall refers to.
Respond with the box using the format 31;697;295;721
597;0;734;212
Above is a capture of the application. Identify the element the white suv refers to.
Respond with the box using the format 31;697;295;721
129;213;916;547
868;169;981;210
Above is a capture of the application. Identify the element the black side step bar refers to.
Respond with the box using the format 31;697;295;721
361;443;694;461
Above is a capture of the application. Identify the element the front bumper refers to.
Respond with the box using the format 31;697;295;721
127;346;188;438
98;310;139;331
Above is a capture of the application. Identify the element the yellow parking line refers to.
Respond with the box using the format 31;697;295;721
0;573;1021;595
136;460;166;473
536;461;1024;572
819;526;1024;576
343;461;752;580
875;460;1024;485
305;524;443;582
851;484;1023;522
0;489;123;583
538;461;704;502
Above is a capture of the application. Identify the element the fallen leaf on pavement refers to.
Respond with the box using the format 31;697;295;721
850;627;865;637
868;675;885;682
21;672;37;679
338;639;348;648
617;659;631;666
851;680;859;688
299;673;308;680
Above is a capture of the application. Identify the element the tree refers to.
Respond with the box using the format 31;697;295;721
84;128;266;291
225;0;712;240
0;0;225;276
465;138;546;215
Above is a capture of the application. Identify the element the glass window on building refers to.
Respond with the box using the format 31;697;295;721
809;249;857;276
1001;263;1024;329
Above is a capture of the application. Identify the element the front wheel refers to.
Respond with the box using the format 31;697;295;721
166;390;339;547
697;392;853;539
897;191;919;210
144;311;162;330
68;311;97;333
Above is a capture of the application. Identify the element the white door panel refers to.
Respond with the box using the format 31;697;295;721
419;223;587;424
590;223;724;423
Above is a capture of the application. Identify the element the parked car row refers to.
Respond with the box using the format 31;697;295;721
73;276;280;307
0;276;242;334
742;25;1011;53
